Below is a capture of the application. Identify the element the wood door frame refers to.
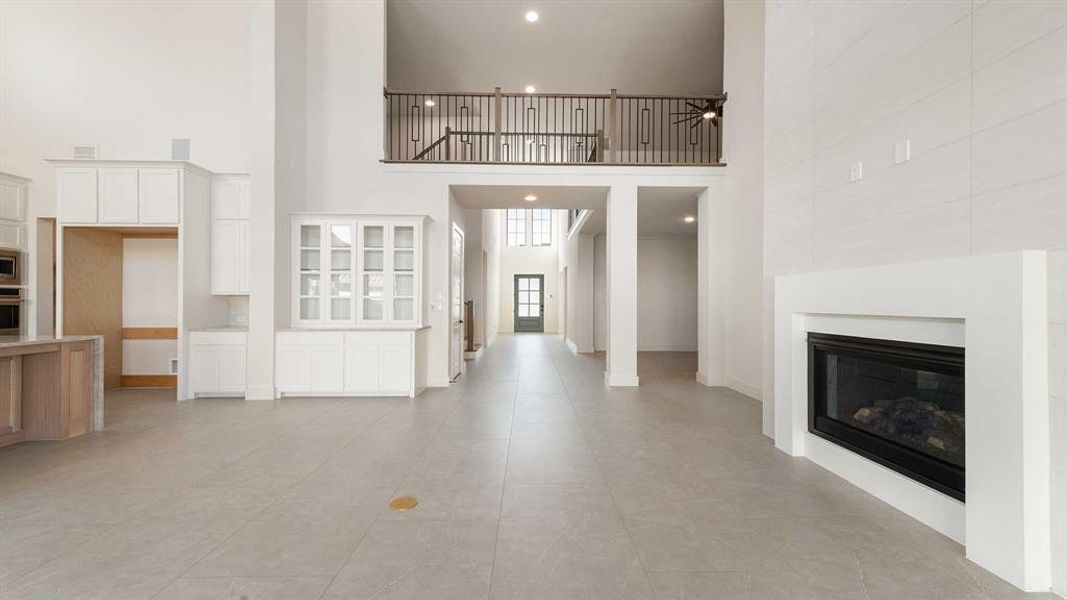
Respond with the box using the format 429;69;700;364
513;274;544;333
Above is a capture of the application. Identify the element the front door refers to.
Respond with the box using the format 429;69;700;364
450;223;464;381
514;274;544;332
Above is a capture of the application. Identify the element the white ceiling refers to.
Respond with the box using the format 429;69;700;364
581;186;701;237
387;0;723;95
451;185;608;209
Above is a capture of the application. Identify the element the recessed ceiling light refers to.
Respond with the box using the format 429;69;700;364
524;194;538;202
525;10;539;23
525;85;536;94
684;215;696;223
424;99;435;107
702;111;715;120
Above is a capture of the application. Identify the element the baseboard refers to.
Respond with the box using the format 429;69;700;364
695;371;721;387
121;375;176;388
637;345;698;352
244;386;278;401
426;376;451;388
464;346;483;360
565;337;579;355
604;371;639;387
724;377;762;402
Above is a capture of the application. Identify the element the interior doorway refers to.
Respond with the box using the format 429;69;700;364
450;222;465;381
514;274;544;332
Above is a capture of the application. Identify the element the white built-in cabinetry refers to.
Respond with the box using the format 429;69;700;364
293;216;426;328
275;329;425;397
53;160;202;226
277;214;430;398
0;173;28;249
188;331;247;397
211;175;250;295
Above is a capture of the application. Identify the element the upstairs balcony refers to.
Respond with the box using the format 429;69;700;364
383;89;727;166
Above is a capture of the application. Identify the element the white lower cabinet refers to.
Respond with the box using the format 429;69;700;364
189;331;247;397
276;330;420;397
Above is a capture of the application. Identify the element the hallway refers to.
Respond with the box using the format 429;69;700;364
0;335;1047;599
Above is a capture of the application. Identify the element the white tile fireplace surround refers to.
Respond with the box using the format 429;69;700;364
773;251;1051;592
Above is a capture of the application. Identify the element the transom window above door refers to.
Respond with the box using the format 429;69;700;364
506;209;553;247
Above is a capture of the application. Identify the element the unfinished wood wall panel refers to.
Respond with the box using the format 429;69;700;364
63;228;122;389
20;349;61;439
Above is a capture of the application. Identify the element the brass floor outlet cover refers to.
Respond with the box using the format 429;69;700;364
389;496;418;511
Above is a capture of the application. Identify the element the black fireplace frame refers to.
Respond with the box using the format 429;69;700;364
807;332;965;501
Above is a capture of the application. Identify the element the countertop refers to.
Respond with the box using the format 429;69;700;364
0;335;102;349
277;326;431;332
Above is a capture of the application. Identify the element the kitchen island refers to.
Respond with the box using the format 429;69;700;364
0;335;104;448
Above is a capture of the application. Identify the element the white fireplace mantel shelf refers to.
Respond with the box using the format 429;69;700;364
772;251;1050;592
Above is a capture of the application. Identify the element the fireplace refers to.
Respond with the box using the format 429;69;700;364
808;333;965;500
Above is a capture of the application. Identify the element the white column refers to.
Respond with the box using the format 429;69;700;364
697;181;727;386
244;0;277;401
604;185;638;387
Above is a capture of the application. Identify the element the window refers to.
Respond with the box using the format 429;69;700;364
506;209;526;246
531;209;552;246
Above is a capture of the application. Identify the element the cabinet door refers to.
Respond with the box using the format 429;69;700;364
0;223;22;249
97;168;139;223
0;180;24;222
211;220;241;294
189;346;219;393
275;344;311;392
217;346;246;393
379;344;412;394
358;223;387;324
237;220;250;293
58;168;98;223
212;179;249;219
296;223;323;323
343;344;379;392
389;222;418;325
138;168;180;224
309;344;344;392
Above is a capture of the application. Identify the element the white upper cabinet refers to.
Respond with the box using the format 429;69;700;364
57;168;98;223
138;168;180;224
0;177;26;223
212;178;250;219
293;215;425;328
53;161;201;226
97;168;139;223
210;175;250;295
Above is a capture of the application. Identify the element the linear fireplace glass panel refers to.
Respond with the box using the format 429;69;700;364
808;333;964;500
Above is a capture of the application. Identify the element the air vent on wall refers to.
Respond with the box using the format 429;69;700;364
169;358;179;375
71;145;99;160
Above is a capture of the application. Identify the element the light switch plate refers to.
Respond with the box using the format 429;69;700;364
850;161;863;182
894;139;911;164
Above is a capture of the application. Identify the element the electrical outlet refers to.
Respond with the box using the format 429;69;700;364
894;139;911;164
849;161;864;182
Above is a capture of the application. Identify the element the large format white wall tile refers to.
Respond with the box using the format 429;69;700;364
812;198;971;271
1050;249;1067;323
973;0;1067;69
972;175;1067;253
765;157;813;215
813;78;971;193
1052;323;1067;398
813;0;902;69
973;27;1067;132
814;17;972;151
764;196;812;248
814;138;971;233
972;100;1067;195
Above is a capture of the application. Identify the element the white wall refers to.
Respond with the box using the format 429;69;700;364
594;235;698;352
463;208;485;347
762;0;1067;594
722;0;765;399
121;238;177;376
636;237;698;351
497;210;560;334
483;208;502;347
558;212;595;353
0;1;252;336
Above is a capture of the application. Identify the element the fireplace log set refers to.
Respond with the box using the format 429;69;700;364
851;396;964;465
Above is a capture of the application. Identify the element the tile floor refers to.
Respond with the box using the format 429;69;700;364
0;334;1057;599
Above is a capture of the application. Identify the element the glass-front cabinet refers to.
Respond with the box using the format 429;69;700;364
293;215;425;328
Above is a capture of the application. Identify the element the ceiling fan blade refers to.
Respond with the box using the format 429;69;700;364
690;120;703;129
685;101;705;112
672;116;699;125
669;111;698;116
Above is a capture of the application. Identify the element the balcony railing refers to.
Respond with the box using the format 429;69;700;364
383;88;726;166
